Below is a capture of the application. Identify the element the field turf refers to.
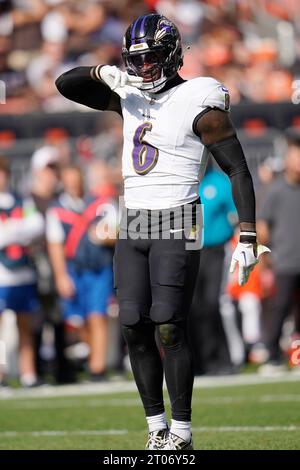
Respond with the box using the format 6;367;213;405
0;378;300;450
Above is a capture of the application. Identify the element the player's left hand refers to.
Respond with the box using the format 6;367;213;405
230;242;271;286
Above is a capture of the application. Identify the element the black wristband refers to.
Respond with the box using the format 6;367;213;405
239;231;257;243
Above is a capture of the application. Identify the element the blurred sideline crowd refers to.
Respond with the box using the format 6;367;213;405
0;125;300;387
0;148;122;387
1;0;300;115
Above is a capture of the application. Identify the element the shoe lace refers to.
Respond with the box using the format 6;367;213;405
164;436;178;450
165;433;190;450
146;430;167;449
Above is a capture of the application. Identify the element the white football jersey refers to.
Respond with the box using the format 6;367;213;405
121;77;230;210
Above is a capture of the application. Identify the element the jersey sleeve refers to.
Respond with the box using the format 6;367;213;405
56;67;121;114
0;199;44;248
202;81;230;112
191;78;231;136
46;209;66;244
19;198;44;245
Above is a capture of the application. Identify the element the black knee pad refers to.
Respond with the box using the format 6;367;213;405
122;325;141;346
122;323;154;354
157;323;184;348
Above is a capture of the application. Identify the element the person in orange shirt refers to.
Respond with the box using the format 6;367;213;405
226;233;267;364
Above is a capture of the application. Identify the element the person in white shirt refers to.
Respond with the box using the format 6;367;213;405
0;156;44;387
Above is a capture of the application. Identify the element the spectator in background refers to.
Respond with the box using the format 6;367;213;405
225;231;265;366
78;16;124;68
92;113;123;188
57;0;106;50
1;0;300;110
189;160;237;375
29;146;74;383
0;35;36;113
156;0;203;43
26;17;76;112
75;160;116;380
0;0;47;50
47;163;116;380
257;129;300;371
112;0;150;25
46;164;85;356
0;156;44;387
256;155;285;209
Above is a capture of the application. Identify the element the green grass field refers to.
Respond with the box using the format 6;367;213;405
0;378;300;450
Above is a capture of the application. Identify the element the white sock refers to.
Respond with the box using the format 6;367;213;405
146;413;167;433
170;419;191;442
20;373;37;387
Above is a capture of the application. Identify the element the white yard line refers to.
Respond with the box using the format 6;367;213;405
1;426;300;439
192;426;300;433
3;397;142;409
0;430;128;438
0;372;299;401
193;371;300;388
3;394;300;410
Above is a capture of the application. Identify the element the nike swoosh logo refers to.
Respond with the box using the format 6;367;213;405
170;228;185;233
241;251;247;265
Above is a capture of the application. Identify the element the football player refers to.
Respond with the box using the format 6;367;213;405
56;13;269;450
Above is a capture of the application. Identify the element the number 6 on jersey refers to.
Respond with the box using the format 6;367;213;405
132;122;159;175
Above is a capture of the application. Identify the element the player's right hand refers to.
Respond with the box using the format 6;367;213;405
56;273;75;299
230;242;270;286
98;65;143;99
